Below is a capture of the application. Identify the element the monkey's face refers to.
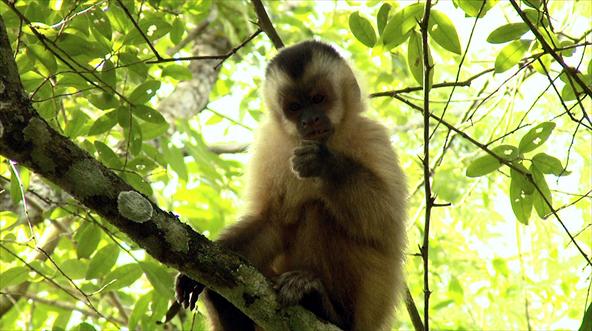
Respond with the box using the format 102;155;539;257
278;77;336;142
263;41;361;142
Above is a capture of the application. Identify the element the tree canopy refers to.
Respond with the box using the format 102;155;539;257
0;1;590;330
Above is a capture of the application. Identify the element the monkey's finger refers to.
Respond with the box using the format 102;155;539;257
189;290;199;310
293;145;320;156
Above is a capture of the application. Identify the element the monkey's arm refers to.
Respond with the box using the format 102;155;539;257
292;141;402;241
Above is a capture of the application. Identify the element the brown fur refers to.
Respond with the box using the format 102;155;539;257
211;41;407;331
174;41;407;331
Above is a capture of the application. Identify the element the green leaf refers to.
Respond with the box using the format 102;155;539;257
73;322;96;331
0;266;29;289
382;3;423;50
59;259;88;280
117;106;131;128
511;163;534;194
57;33;99;57
28;44;57;75
466;153;501;177
89;8;112;39
162;64;193;81
494;40;530;73
349;12;377;48
140;261;174;297
492;257;510;276
131;105;166;124
466;146;518;179
95;141;123;169
86;244;120;279
429;10;462;54
518;121;555;153
376;3;391;36
163;143;188;181
492;144;519;161
126;119;143;156
510;169;533;225
53;310;72;330
559;40;576;57
579;301;592;331
433;299;454;310
88;92;118;110
561;73;591;101
448;276;464;303
101;59;117;88
524;8;548;27
88;110;118;136
128;80;161;105
139;120;169;140
129;292;151;330
102;264;143;292
532;153;564;176
123;172;153;196
125;17;171;45
9;164;23;204
486;23;530;44
120;51;148;80
407;30;434;87
149;292;169;323
170;18;184;44
530;165;552;218
454;0;496;18
65;108;91;138
523;0;542;8
75;223;102;259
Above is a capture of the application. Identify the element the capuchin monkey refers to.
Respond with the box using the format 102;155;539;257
176;40;407;331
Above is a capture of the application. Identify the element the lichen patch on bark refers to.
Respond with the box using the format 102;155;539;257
117;190;153;223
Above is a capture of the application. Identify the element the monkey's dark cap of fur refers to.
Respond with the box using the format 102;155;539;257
266;40;342;79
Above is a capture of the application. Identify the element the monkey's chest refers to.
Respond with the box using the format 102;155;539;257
280;200;345;265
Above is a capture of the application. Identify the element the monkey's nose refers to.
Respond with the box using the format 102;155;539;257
301;116;321;128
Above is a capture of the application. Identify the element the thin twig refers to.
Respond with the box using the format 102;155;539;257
0;291;126;325
391;95;592;267
429;0;486;141
251;0;284;49
115;0;163;61
509;0;592;98
369;69;493;98
147;28;262;66
419;1;434;329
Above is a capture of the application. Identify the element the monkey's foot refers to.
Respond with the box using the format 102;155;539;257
274;270;324;307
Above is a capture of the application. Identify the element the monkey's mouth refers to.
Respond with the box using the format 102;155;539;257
302;129;332;141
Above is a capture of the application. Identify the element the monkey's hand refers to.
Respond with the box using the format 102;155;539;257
175;273;205;310
291;142;332;179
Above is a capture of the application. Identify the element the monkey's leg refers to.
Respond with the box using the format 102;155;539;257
204;290;255;331
205;216;282;331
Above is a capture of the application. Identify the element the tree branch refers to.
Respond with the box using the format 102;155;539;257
0;15;338;331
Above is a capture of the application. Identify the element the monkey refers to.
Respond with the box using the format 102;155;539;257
176;40;407;331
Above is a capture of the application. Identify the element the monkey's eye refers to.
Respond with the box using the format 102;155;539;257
312;94;325;104
288;102;301;112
